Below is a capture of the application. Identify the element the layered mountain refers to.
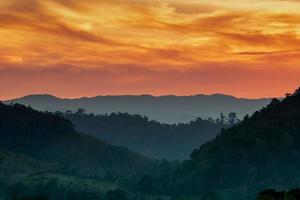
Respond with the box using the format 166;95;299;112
164;90;300;199
61;111;227;160
2;91;297;200
5;94;272;123
0;102;155;178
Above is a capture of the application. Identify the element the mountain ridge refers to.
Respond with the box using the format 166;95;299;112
6;93;275;101
5;94;274;123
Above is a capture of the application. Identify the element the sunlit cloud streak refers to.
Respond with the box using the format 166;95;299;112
0;0;300;99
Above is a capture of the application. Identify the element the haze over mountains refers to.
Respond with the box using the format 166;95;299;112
61;111;227;160
1;89;300;200
5;94;273;123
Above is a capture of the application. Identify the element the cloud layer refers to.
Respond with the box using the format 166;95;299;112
1;0;300;99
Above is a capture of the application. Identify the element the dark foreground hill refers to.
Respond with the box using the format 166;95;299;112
0;149;124;200
163;90;300;199
0;102;155;178
61;111;228;160
0;103;170;200
5;94;272;123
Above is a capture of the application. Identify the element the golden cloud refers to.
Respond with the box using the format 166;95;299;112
0;0;300;98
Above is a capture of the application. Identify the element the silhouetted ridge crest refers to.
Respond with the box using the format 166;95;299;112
5;93;272;123
169;87;300;199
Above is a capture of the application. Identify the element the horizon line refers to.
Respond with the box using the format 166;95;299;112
3;92;280;102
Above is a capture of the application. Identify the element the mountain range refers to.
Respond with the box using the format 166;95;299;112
0;102;157;199
2;90;300;200
61;111;227;160
5;94;273;123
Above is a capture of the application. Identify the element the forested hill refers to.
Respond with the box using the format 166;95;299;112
167;89;300;199
60;111;233;160
5;94;272;123
0;102;155;177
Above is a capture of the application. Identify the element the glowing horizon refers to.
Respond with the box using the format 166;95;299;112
1;0;300;100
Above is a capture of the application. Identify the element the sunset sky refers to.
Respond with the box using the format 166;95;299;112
1;0;300;100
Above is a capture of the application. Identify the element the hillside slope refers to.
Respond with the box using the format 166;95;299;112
166;89;300;199
0;103;155;178
0;150;121;200
62;111;226;160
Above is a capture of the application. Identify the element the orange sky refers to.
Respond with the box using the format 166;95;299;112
1;0;300;100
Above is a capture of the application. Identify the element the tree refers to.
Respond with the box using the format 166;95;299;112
138;175;154;194
293;87;300;96
267;98;280;109
75;108;86;115
257;189;284;200
106;189;128;200
220;113;225;124
228;112;237;126
285;189;300;200
21;195;49;200
201;191;219;200
243;114;250;121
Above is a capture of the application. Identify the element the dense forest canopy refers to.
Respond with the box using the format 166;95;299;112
257;189;300;200
0;102;164;200
157;88;300;199
0;102;156;178
58;111;238;160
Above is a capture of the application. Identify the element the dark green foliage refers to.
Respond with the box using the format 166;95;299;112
201;191;220;200
20;194;50;200
0;103;156;178
285;189;300;200
0;102;162;200
6;179;104;200
257;189;300;200
138;175;154;195
163;88;300;198
105;189;128;200
257;190;284;200
60;110;227;160
8;182;27;200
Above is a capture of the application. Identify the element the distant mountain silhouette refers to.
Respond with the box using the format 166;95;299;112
5;94;273;123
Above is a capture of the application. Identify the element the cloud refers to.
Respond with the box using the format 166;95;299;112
1;63;300;100
0;2;121;46
1;0;300;99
